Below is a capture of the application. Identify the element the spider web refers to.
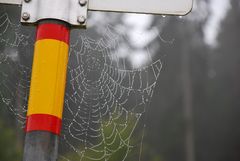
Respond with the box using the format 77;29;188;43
0;12;32;128
0;11;163;161
59;31;162;161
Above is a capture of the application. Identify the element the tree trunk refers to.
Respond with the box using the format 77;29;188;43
181;45;195;161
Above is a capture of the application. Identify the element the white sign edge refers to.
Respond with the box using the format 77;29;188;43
0;0;192;16
88;0;193;16
0;0;22;5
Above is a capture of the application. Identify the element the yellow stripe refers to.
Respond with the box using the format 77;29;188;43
27;39;69;118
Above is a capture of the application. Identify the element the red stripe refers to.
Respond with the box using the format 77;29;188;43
25;114;62;135
36;23;70;44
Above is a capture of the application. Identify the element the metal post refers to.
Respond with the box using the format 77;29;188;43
23;20;70;161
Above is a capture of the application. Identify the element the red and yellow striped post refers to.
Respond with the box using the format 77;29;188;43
23;21;70;161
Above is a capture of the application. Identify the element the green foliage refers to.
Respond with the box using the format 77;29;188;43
0;119;22;161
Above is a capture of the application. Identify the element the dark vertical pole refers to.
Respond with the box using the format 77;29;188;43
182;45;195;161
23;20;70;161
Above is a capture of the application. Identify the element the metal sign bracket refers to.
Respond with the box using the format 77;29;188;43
21;0;88;27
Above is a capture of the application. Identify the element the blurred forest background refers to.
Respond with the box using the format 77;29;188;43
1;0;240;161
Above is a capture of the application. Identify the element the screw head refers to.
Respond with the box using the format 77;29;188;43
79;0;87;6
22;12;30;21
24;0;31;3
77;16;86;24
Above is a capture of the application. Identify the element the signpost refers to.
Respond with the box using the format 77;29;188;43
1;0;192;16
89;0;193;15
0;0;193;161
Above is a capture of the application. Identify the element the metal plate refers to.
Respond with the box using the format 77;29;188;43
21;0;88;27
89;0;193;15
1;0;192;15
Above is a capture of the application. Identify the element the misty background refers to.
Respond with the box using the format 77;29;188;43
0;0;240;161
